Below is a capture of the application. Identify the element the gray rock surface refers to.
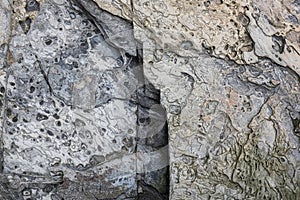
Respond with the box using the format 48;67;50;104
0;0;168;199
0;0;300;199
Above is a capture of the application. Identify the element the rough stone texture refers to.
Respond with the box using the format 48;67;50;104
92;0;300;199
0;0;300;199
153;53;300;199
0;0;168;199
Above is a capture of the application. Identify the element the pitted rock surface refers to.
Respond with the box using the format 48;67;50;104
0;0;300;199
0;0;168;199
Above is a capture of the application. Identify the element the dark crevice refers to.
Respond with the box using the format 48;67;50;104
72;0;170;198
134;48;169;199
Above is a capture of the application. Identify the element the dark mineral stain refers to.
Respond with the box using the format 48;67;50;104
47;130;54;136
36;113;49;121
26;0;40;12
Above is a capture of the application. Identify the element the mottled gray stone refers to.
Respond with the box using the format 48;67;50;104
0;0;168;199
1;0;300;199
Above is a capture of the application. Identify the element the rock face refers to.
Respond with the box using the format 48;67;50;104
0;0;300;199
0;0;168;199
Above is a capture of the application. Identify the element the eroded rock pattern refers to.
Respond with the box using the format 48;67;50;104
92;0;300;199
146;52;300;199
0;0;168;199
0;0;300;199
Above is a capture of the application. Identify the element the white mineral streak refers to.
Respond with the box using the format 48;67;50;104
246;11;300;75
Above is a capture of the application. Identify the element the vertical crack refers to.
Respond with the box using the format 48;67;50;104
0;71;8;173
0;1;14;173
134;48;169;199
36;60;53;95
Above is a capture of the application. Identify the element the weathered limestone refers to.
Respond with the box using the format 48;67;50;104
92;0;300;199
0;0;300;199
0;0;168;199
